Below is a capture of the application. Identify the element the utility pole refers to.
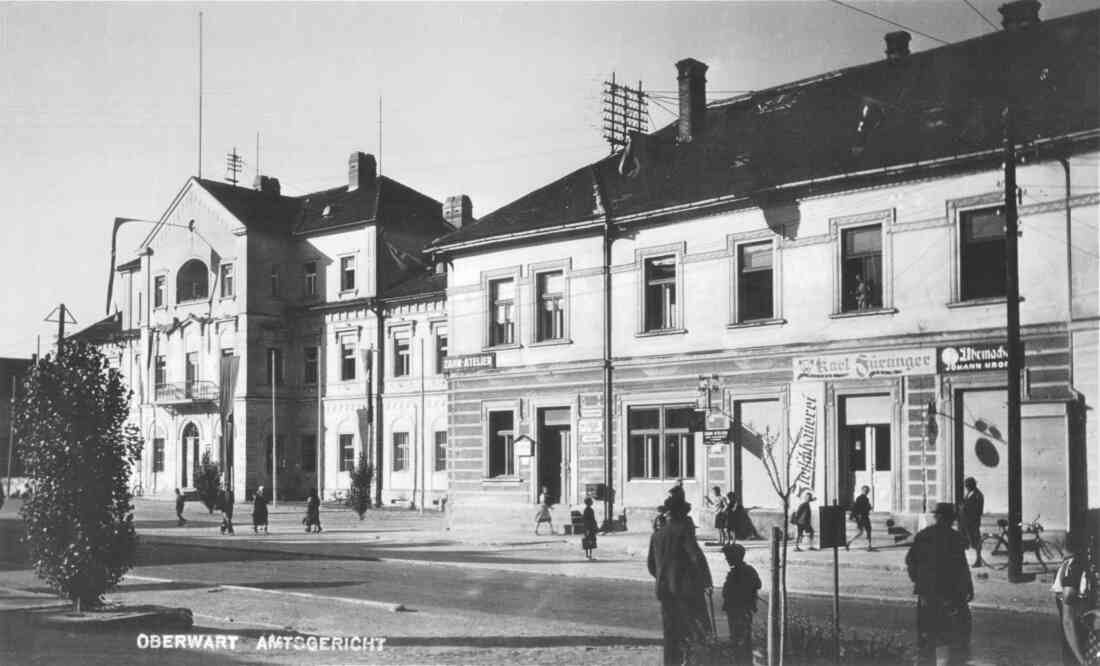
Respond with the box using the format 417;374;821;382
44;304;75;359
6;377;15;499
271;348;277;508
1003;107;1024;582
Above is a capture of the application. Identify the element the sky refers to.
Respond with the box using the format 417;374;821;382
1;0;1097;358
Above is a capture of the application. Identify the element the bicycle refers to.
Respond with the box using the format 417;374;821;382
131;482;144;498
979;515;1064;571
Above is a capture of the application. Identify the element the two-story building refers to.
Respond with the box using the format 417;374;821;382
430;3;1099;535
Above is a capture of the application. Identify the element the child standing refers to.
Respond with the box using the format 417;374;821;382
534;486;554;535
847;485;873;551
581;497;599;560
792;491;816;551
722;543;761;664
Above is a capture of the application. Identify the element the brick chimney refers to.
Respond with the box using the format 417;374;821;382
348;152;377;192
676;58;708;143
443;195;473;229
999;0;1041;31
885;31;911;61
253;175;281;196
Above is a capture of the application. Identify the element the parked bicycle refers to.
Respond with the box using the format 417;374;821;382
131;482;144;498
979;515;1064;571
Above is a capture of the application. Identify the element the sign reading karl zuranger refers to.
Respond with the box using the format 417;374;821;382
937;343;1015;373
794;349;935;380
441;352;496;373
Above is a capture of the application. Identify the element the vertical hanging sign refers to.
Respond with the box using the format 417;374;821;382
788;381;824;501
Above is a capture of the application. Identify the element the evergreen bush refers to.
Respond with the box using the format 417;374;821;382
346;455;373;519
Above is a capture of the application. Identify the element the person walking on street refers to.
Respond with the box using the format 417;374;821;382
906;502;974;666
958;477;985;567
581;497;599;560
252;485;269;534
793;491;816;551
304;488;322;533
219;487;235;535
847;485;873;551
534;486;554;535
175;488;187;526
721;543;761;664
1052;533;1099;665
647;489;714;666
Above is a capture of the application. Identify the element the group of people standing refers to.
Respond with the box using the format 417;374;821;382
174;485;324;536
705;486;760;545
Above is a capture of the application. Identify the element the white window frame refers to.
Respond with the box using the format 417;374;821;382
153;273;168;309
392;432;410;472
303;260;318;298
482;400;520;479
339;254;357;294
339;339;357;382
392;333;411;378
481;266;522;350
338;433;356;472
946;192;1007;307
219;263;235;299
829;209;895;317
728;231;784;327
529;258;571;345
636;243;686;336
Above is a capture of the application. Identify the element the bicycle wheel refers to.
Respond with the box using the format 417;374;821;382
1037;540;1064;570
980;534;1009;570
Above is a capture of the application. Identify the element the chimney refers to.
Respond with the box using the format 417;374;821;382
676;58;708;143
999;0;1041;31
884;31;911;61
253;175;281;196
443;195;473;229
348;152;377;191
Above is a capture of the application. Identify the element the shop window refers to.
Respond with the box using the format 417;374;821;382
841;224;882;312
341;342;356;381
628;405;695;480
434;431;447;471
644;256;678;331
177;259;209;302
536;271;565;341
736;241;774;322
393;337;410;377
487;411;515;477
489;278;515;346
301;434;316;473
960;207;1006;300
339;434;355;472
392;432;409;472
304;346;318;385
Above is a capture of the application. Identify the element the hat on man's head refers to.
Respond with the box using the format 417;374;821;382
932;502;956;520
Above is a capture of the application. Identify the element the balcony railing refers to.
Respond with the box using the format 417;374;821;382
155;381;218;403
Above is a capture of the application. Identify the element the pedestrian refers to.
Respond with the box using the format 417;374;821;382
727;491;760;543
847;485;873;551
175;488;187;526
534;485;554;535
706;486;728;545
581;497;599;560
304;488;322;533
219;487;235;535
905;502;974;666
721;543;761;664
252;485;269;534
647;492;713;666
1051;533;1099;666
958;476;985;567
792;491;816;551
653;505;669;532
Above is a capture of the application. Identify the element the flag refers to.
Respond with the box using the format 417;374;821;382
219;354;240;476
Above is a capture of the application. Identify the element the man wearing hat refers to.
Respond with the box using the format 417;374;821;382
906;502;974;666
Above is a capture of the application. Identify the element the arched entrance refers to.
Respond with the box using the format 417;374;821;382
181;422;199;487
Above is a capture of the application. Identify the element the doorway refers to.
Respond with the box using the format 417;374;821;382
537;408;571;505
181;422;199;488
837;395;892;509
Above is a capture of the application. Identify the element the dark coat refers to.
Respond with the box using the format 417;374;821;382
958;489;984;527
793;500;813;528
252;494;269;524
905;523;974;603
851;495;871;518
647;515;713;600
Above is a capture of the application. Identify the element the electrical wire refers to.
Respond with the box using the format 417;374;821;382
961;0;999;31
826;0;951;45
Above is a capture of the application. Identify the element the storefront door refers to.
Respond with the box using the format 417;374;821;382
537;408;571;505
838;395;892;509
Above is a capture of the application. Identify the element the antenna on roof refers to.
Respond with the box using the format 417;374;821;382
197;11;203;178
225;147;245;186
378;95;383;178
602;72;647;154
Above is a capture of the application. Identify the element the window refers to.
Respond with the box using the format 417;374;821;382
536;271;565;341
154;275;166;308
185;352;198;387
270;265;280;298
392;432;409;472
435;334;448;374
489;278;515;346
340;256;356;291
220;264;234;298
488;410;515;477
960;207;1006;300
266;348;283;386
265;435;285;472
644;256;678;331
341;342;356;381
304;261;317;297
840;225;882;312
154;355;166;386
304;346;318;385
434;431;447;472
177;259;209;302
737;241;773;321
393;337;410;377
339;434;355;471
627;405;695;480
301;434;317;473
153;438;165;473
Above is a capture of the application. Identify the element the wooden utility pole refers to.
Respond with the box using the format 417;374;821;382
1003;107;1024;582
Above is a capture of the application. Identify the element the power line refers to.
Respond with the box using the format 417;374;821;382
961;0;999;31
827;0;951;45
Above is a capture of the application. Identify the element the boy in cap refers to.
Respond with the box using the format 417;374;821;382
722;543;761;664
792;491;816;551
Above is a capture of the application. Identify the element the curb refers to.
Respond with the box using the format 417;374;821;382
16;604;194;632
218;584;405;613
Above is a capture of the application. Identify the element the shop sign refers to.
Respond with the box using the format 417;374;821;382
513;435;533;457
794;349;935;380
938;343;1016;373
703;430;730;446
441;352;495;373
789;383;824;501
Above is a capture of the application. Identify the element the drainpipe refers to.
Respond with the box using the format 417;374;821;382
373;301;386;508
1058;156;1073;321
591;167;615;530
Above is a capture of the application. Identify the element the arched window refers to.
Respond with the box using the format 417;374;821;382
176;259;209;302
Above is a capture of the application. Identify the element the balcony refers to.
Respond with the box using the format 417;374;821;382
155;381;218;404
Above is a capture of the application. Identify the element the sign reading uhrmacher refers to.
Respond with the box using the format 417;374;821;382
794;348;935;380
937;343;1016;373
441;352;496;373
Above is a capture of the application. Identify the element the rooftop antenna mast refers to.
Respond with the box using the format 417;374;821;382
602;72;647;153
378;95;383;178
197;11;204;178
225;147;244;186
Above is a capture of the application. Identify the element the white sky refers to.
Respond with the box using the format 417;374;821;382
1;0;1096;357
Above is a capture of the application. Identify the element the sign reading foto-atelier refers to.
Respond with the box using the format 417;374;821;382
937;343;1017;373
441;352;496;373
794;348;935;380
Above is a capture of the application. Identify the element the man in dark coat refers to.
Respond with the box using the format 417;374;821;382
906;502;974;666
958;477;984;567
648;489;713;666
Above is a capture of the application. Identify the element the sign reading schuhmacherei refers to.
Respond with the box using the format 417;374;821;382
794;348;935;380
441;352;496;373
937;343;1015;373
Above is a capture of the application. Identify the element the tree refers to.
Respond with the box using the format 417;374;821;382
346;454;373;519
195;451;221;514
16;342;142;612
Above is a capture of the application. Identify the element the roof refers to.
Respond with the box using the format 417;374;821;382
70;312;124;345
381;270;447;302
196;179;301;234
432;9;1100;251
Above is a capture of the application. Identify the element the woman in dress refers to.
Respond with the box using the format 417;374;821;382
252;485;269;534
534;485;554;535
581;497;599;560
